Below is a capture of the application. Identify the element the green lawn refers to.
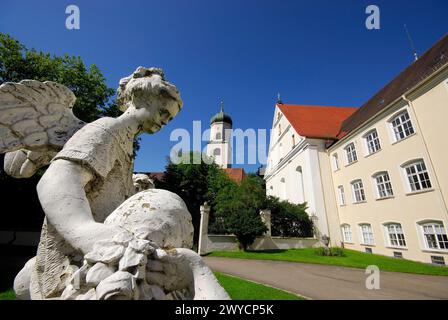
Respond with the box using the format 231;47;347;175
0;289;15;300
209;248;448;276
0;274;303;301
215;272;304;300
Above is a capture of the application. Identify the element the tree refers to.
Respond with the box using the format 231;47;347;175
159;152;225;246
214;176;267;250
0;33;123;231
266;197;313;238
0;33;119;122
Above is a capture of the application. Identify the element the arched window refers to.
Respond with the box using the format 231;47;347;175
359;223;374;245
389;110;415;142
401;159;432;192
372;171;393;199
351;179;365;203
213;148;221;156
418;220;448;250
383;223;406;247
341;224;352;243
216;132;222;140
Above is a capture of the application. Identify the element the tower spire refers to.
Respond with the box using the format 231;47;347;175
220;100;224;112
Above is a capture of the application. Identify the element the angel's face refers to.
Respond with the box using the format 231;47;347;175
118;67;183;133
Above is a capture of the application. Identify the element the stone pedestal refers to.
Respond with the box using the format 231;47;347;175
259;209;271;237
198;202;210;255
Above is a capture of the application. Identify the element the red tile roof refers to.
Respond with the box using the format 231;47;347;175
224;168;246;183
277;104;357;140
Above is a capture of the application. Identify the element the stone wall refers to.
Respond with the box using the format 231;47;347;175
198;203;322;255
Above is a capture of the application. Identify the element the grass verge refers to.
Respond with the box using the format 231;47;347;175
209;248;448;276
0;289;15;300
215;272;304;300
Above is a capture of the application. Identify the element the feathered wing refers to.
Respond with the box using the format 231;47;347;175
0;80;86;177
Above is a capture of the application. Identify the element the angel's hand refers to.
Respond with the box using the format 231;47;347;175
146;248;195;296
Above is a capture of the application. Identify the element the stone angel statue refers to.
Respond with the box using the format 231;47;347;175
0;67;229;300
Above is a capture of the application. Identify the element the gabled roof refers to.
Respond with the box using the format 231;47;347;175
339;33;448;138
224;168;246;183
277;104;357;140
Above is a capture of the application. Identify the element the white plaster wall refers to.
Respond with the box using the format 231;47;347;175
206;121;232;168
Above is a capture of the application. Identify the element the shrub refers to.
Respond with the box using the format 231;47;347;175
213;176;267;250
266;197;313;238
314;247;346;257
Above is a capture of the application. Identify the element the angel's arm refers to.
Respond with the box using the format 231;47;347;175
37;159;126;254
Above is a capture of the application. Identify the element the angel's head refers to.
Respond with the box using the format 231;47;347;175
117;67;182;133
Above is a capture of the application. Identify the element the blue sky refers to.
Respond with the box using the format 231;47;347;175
1;0;447;173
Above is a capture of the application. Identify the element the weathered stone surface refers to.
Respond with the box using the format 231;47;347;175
105;189;194;249
147;260;164;272
86;263;115;287
118;247;147;271
75;288;97;300
60;284;80;300
13;257;35;300
85;242;125;264
133;173;155;192
69;264;89;289
149;285;166;300
96;271;136;300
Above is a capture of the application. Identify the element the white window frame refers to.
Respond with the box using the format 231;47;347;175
418;221;448;251
373;171;394;199
344;143;357;165
389;110;415;142
332;153;340;171
384;223;406;247
351;179;366;203
359;224;374;245
337;185;346;206
402;159;432;193
363;129;381;155
341;224;353;243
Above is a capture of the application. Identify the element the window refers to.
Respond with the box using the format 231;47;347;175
345;143;357;165
341;224;352;242
351;180;366;203
373;172;394;198
278;123;282;136
213;148;221;156
292;134;296;148
337;185;346;206
391;111;414;141
393;252;403;259
404;160;432;192
364;129;381;155
385;223;406;247
215;132;222;140
360;224;374;245
420;222;448;250
332;154;339;171
431;256;445;265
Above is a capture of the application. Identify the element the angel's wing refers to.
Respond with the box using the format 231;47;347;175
0;80;86;177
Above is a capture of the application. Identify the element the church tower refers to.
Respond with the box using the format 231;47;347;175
206;101;232;168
